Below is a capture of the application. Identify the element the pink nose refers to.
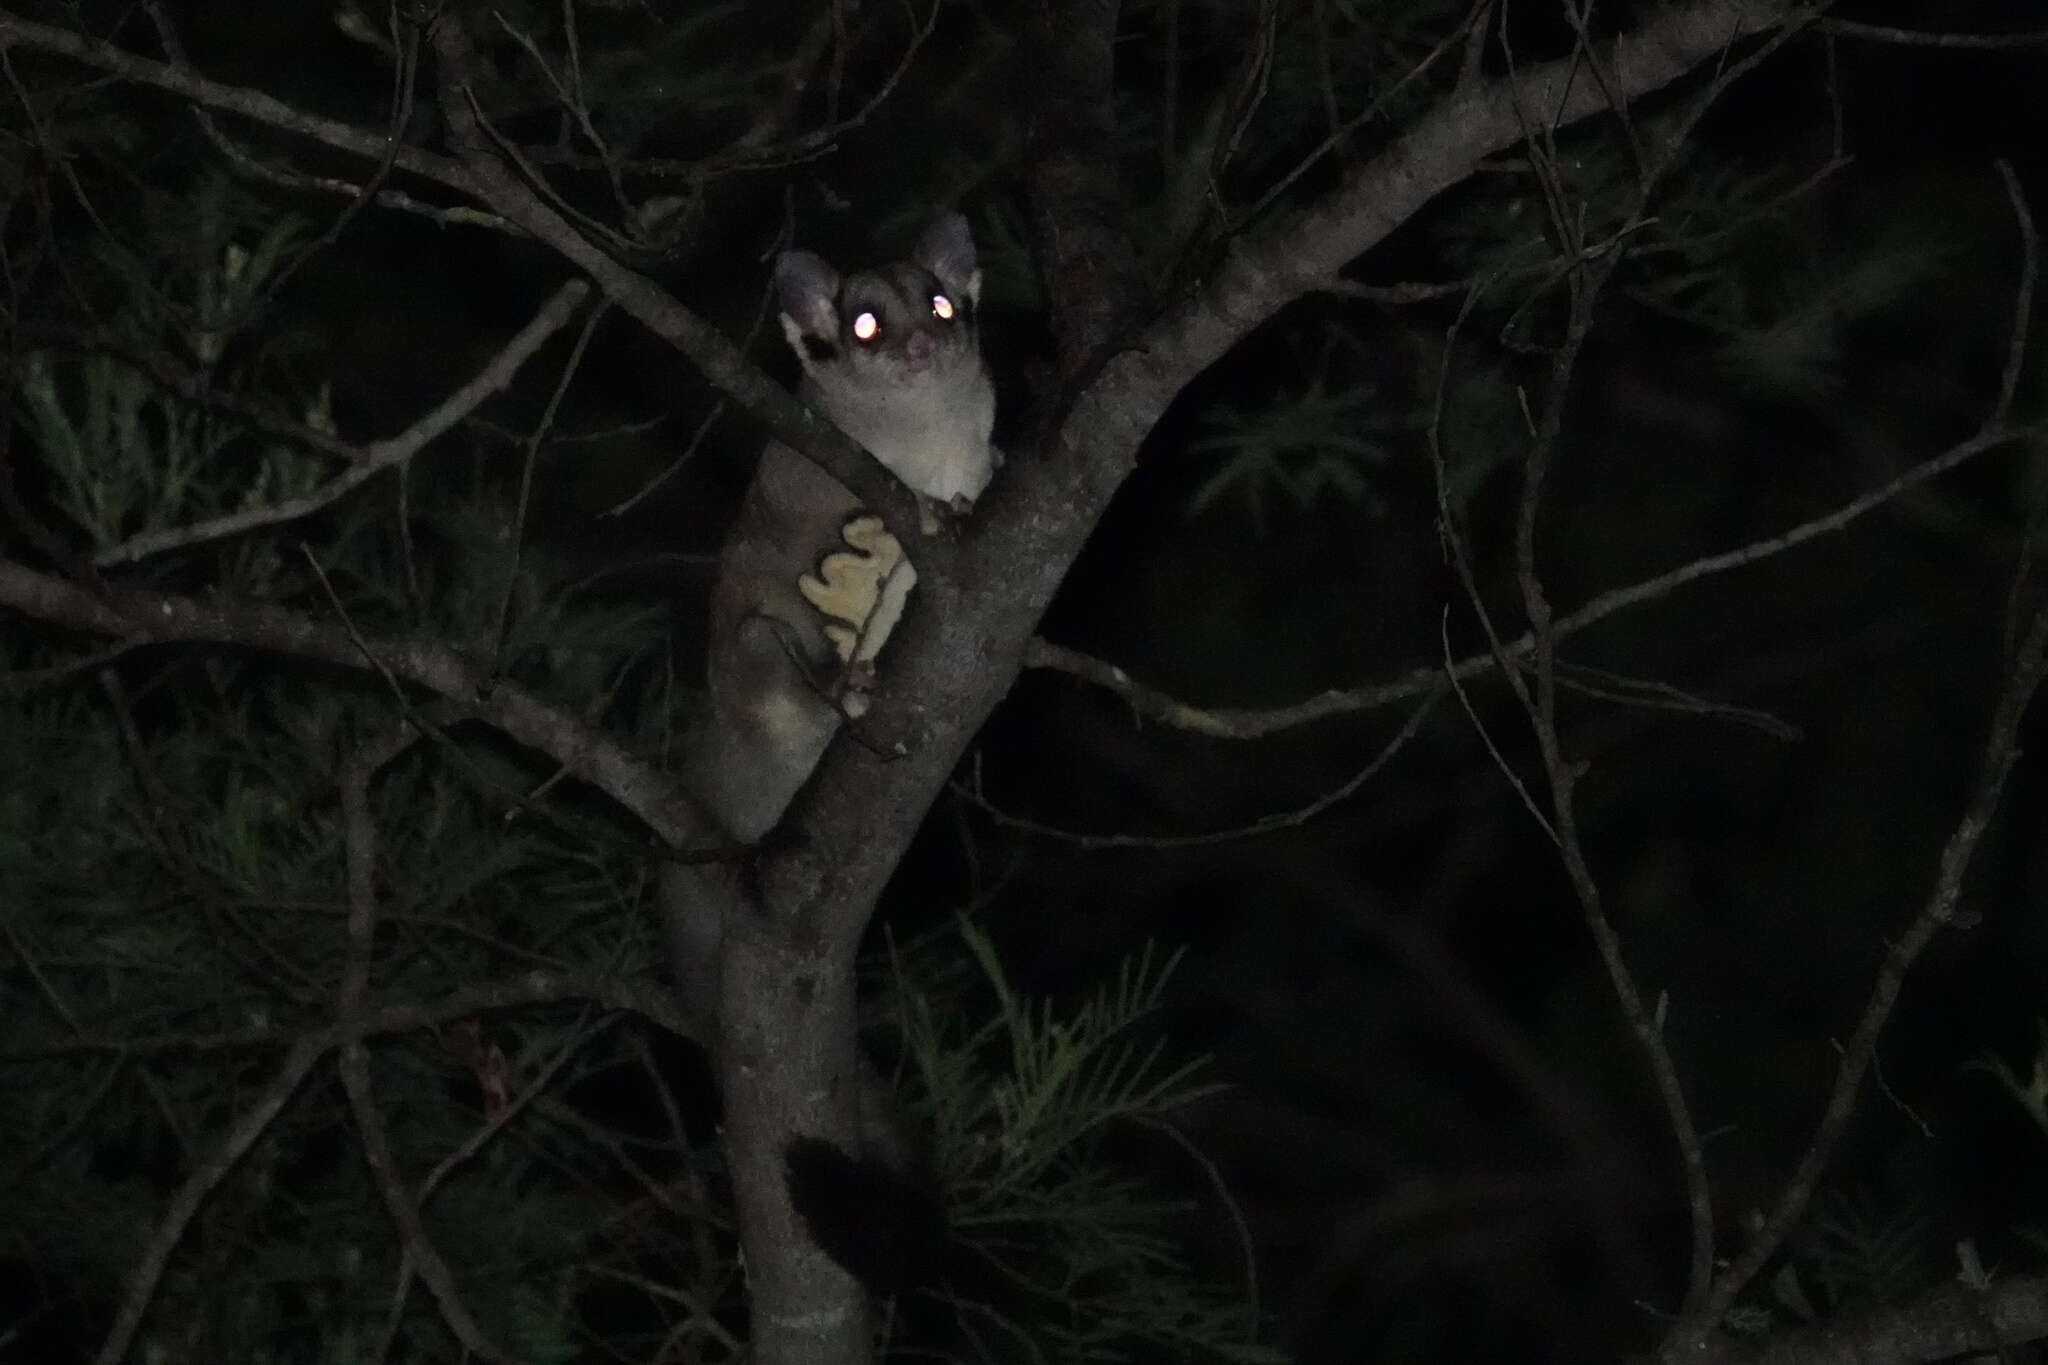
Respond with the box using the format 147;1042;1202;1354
904;330;934;369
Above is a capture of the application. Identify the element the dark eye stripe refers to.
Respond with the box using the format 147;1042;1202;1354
836;262;973;343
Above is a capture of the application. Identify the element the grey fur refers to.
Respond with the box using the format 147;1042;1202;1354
669;212;998;1020
691;212;998;848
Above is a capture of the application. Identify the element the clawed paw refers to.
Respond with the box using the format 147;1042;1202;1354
916;493;978;538
835;658;878;719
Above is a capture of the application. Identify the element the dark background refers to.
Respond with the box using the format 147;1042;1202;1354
4;2;2046;1361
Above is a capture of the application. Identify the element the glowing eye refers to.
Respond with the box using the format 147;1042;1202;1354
852;311;879;342
931;293;954;321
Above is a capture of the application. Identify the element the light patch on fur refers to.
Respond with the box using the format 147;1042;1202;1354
798;514;916;664
754;688;826;755
811;367;997;509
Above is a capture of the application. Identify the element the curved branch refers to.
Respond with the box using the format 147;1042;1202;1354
1687;1267;2048;1365
1684;605;2048;1340
421;16;922;548
94;279;589;567
1104;0;1808;440
338;729;517;1362
92;1034;324;1365
1024;420;2038;736
0;966;697;1063
0;10;474;189
0;557;704;845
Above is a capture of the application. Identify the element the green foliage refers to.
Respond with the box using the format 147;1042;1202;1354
0;24;1271;1350
889;924;1279;1364
1637;183;1952;402
17;181;324;550
1971;1018;2048;1141
1187;324;1408;529
1721;1185;1941;1340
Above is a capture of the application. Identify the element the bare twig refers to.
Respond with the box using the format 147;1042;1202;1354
373;976;610;1362
1992;161;2037;427
1686;605;2048;1340
93;280;589;567
492;294;606;663
16;321;366;465
1820;19;2048;49
1022;417;2039;739
93;1034;324;1365
337;728;519;1362
145;1;423;320
1436;609;1559;848
0;11;475;189
951;692;1438;850
494;10;632;225
1548;662;1800;740
1235;0;1486;234
1486;11;1810;1311
0;968;696;1064
601;397;727;519
0;555;705;845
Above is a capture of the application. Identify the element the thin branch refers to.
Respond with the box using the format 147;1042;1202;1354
1517;655;1804;737
375;1012;608;1360
1703;1267;2048;1365
1819;19;2048;49
600;397;726;519
420;14;921;546
1023;419;2040;738
1992;160;2037;427
0;555;704;845
1020;636;1319;738
0;10;475;190
199;125;512;232
93;279;587;567
950;692;1438;850
492;293;605;662
1437;610;1559;849
493;10;632;225
1557;424;2033;635
93;1033;325;1365
0;967;697;1063
1491;10;1799;1309
1685;600;2048;1339
144;0;423;320
16;322;366;465
336;728;519;1362
0;8;911;536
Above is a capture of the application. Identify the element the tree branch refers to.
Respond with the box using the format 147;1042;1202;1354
92;1034;324;1365
1682;604;2048;1344
0;557;704;845
337;728;518;1362
0;965;696;1063
421;15;922;549
93;279;588;567
1106;0;1808;438
0;10;474;188
1026;0;1144;379
1685;1267;2048;1365
1023;419;2037;736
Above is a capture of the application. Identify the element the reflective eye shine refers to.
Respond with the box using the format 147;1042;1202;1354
931;293;954;321
851;311;880;342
